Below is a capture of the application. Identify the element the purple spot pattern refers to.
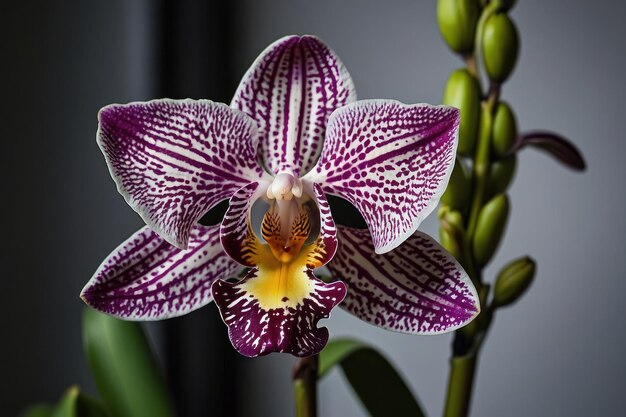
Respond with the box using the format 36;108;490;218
305;101;459;253
212;270;346;357
81;225;242;320
231;35;356;177
98;99;268;249
327;226;479;334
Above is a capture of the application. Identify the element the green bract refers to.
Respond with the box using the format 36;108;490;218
482;13;519;83
443;69;481;156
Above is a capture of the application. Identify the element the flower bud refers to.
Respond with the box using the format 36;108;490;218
437;0;481;55
439;209;465;261
486;154;516;199
492;101;517;157
441;159;471;210
481;13;519;83
443;69;481;156
472;193;509;266
493;256;536;307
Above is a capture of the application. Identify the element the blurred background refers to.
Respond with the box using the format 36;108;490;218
2;0;625;416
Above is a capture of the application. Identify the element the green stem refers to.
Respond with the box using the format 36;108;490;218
443;354;478;417
293;354;318;417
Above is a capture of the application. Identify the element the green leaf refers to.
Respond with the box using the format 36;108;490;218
319;339;426;417
82;308;176;417
20;405;53;417
21;386;109;417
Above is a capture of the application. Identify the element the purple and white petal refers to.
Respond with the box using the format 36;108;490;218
231;35;356;177
98;99;270;249
305;182;338;267
327;226;479;334
220;181;270;266
212;269;346;357
81;225;242;320
304;100;459;254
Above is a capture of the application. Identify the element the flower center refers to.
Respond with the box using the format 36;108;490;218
262;172;315;263
266;172;303;201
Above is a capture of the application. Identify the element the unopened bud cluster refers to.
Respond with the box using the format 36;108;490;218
437;0;533;313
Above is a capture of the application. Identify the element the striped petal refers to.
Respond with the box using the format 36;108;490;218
220;181;269;266
231;35;356;177
213;262;346;357
327;226;479;334
304;100;459;254
81;225;242;320
98;99;269;249
306;182;338;266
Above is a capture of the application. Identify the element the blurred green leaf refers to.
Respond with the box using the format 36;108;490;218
20;404;53;417
319;339;426;417
82;308;176;417
21;386;109;417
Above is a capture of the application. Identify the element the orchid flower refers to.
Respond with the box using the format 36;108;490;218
81;35;479;357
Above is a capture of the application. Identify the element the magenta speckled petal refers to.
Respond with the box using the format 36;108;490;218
81;225;242;320
304;100;459;254
212;269;346;357
327;226;479;334
305;182;338;266
231;35;356;176
98;99;270;249
220;181;269;267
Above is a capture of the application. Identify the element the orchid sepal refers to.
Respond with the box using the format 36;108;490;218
81;224;242;320
327;226;479;334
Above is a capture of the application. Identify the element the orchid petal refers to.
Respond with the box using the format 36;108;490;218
213;267;346;357
98;99;269;249
305;182;338;266
81;225;242;320
305;100;459;254
220;181;270;266
231;35;356;176
327;226;479;334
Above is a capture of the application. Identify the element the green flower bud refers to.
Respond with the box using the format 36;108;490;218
439;209;465;261
440;227;463;261
493;256;536;307
487;154;516;198
472;193;509;266
443;69;481;156
437;0;481;55
441;159;471;210
492;101;518;157
482;13;519;83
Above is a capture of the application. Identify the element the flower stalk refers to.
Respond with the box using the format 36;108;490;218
436;0;586;409
293;354;319;417
437;1;528;416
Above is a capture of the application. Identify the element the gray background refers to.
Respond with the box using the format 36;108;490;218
2;0;625;416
